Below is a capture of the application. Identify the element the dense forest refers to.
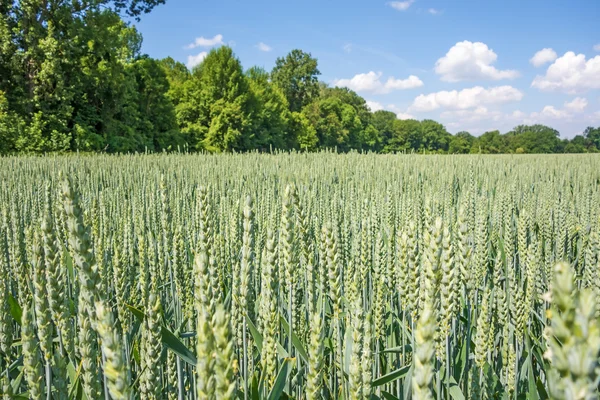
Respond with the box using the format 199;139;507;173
1;0;599;154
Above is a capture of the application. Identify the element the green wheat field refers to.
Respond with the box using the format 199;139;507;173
0;152;599;400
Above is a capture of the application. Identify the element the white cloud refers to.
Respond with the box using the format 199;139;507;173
435;41;519;82
440;107;503;123
343;44;352;53
185;34;224;50
564;97;588;112
428;8;441;15
531;51;600;93
594;44;600;52
333;72;382;92
366;101;384;112
438;100;593;137
186;51;207;69
438;107;514;135
385;75;424;91
396;112;415;120
332;71;423;94
511;110;526;119
538;106;570;119
385;104;415;119
365;101;415;119
525;97;589;122
409;86;524;112
388;0;415;11
256;42;272;52
530;48;557;67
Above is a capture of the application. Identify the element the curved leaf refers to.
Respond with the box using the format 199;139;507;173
372;364;411;387
267;357;294;400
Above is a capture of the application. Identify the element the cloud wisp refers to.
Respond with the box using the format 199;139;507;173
387;0;415;11
530;48;558;67
185;34;224;50
256;42;272;52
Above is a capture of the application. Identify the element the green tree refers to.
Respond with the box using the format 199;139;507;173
111;0;167;20
386;119;422;152
0;0;167;153
372;111;398;152
449;131;475;154
246;66;291;150
301;85;377;152
563;135;586;153
74;12;145;152
178;46;253;151
271;49;320;113
472;130;508;154
0;90;22;154
289;112;318;151
420;119;452;152
159;57;191;109
319;87;377;150
131;56;182;150
583;126;600;151
506;125;560;153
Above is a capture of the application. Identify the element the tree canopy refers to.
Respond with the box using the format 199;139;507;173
0;3;597;155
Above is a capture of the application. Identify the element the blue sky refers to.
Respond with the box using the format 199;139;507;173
135;0;600;137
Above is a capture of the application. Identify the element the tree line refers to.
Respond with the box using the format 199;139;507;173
1;1;599;154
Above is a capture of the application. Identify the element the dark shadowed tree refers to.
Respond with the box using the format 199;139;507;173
584;126;600;151
246;66;291;150
372;111;397;152
449;131;475;154
562;135;587;153
132;56;182;150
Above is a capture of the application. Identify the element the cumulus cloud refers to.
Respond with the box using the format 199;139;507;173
435;41;519;82
511;110;527;119
186;51;208;69
185;34;224;50
564;97;588;112
396;112;415;120
366;101;384;112
440;107;503;123
531;52;600;93
529;97;589;120
388;0;415;11
439;100;592;137
365;101;415;119
428;8;441;15
332;71;423;94
530;48;557;67
409;86;524;112
537;106;570;119
594;44;600;52
385;104;416;119
343;44;352;53
256;42;272;52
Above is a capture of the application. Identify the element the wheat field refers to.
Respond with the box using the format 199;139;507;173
0;152;599;399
